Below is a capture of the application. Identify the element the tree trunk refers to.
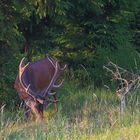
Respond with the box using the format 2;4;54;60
24;40;32;62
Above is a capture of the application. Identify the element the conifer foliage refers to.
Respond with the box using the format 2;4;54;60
0;0;140;105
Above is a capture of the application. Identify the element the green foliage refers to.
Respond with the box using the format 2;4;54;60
0;44;20;106
131;10;140;52
0;1;140;139
93;23;140;86
0;0;140;106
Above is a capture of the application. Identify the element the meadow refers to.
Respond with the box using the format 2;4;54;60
1;81;140;140
0;0;140;139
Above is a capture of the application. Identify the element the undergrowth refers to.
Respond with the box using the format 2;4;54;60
0;81;140;140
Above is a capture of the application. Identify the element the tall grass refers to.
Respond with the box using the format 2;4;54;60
0;81;140;140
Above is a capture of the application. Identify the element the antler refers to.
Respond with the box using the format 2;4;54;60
19;58;40;102
19;57;30;89
19;57;65;103
60;64;67;71
42;57;65;96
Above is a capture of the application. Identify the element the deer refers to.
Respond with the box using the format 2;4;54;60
14;57;66;122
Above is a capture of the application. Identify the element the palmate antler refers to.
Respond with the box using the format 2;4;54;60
19;57;66;103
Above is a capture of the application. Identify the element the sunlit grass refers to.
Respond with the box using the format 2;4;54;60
1;82;140;139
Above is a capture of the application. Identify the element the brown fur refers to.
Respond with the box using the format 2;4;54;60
14;57;62;122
